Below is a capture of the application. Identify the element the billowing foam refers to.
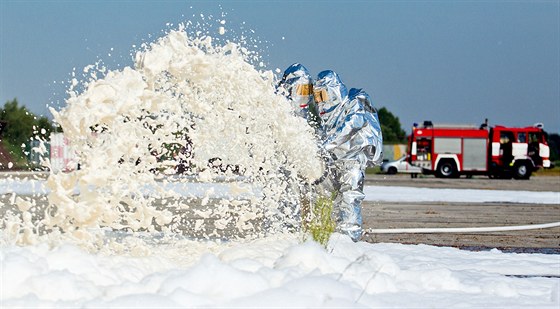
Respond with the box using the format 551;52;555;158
3;24;324;249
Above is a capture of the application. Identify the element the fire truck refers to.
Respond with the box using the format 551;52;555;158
407;121;550;179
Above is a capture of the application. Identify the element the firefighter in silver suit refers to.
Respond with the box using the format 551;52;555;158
313;70;383;242
274;63;320;230
277;63;320;127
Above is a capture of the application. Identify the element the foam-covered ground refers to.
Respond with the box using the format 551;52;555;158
1;232;558;308
1;178;559;308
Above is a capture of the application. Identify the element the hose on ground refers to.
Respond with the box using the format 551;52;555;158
364;221;560;234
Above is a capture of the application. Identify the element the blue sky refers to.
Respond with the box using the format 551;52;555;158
1;0;559;133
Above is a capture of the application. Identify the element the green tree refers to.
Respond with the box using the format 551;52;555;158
1;98;36;147
377;107;406;143
0;98;54;166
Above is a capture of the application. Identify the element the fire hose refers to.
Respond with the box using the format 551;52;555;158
364;221;560;234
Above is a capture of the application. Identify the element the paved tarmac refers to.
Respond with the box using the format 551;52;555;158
361;174;560;250
2;172;559;250
365;173;560;191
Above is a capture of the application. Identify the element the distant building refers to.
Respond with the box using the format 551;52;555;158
382;144;407;161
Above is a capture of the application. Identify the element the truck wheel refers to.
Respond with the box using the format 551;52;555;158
513;162;532;180
436;161;457;178
387;167;397;175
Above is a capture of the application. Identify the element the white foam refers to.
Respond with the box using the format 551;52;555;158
3;24;323;247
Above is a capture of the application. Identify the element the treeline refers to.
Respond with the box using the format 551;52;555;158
377;107;407;143
0;98;56;167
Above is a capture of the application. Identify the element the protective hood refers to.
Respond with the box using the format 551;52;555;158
277;63;314;119
314;70;348;119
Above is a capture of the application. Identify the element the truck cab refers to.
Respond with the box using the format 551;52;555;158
490;126;550;179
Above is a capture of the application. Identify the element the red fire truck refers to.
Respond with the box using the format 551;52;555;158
407;121;550;179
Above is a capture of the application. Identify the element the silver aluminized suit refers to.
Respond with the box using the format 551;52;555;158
314;70;383;241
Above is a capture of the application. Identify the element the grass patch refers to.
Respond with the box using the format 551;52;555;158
534;164;560;177
365;166;381;175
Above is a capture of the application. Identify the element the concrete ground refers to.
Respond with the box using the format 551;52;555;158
2;172;559;250
361;174;560;250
